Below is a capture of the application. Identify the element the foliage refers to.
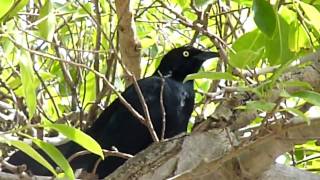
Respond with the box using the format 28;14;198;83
0;0;319;177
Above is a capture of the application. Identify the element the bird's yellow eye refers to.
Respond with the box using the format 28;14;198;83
182;51;189;57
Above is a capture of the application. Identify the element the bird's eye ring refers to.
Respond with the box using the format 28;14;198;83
182;51;189;57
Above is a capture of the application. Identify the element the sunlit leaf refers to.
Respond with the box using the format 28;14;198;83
0;0;14;20
43;124;104;159
32;139;74;179
19;51;37;119
38;0;56;41
184;72;235;82
1;0;29;21
291;90;320;107
9;140;57;176
299;1;320;32
232;29;266;52
288;20;311;52
80;71;96;107
176;0;189;9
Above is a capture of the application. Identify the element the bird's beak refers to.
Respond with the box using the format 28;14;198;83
194;51;220;62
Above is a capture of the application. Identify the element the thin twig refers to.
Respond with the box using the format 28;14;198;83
118;58;159;142
68;149;133;164
159;72;166;141
7;36;146;125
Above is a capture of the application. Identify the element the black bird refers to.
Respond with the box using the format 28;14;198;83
6;46;219;178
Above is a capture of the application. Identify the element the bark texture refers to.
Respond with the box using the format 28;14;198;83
115;0;141;83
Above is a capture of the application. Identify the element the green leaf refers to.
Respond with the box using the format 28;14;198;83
253;0;276;37
43;124;104;159
246;101;276;111
80;71;96;107
9;140;57;176
38;0;56;41
282;108;310;125
19;51;37;119
229;48;263;69
32;139;74;179
0;0;14;20
232;29;266;52
141;36;156;49
74;2;93;19
299;1;320;32
184;72;235;82
282;80;313;90
291;90;320;107
177;0;189;9
0;0;29;22
288;20;311;52
194;0;212;9
2;36;15;55
233;0;252;7
266;15;293;65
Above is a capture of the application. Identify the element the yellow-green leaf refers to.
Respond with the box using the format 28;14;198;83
0;0;14;20
299;1;320;32
184;72;235;82
9;140;57;176
43;124;104;159
32;139;74;179
291;90;320;107
19;51;37;119
38;0;56;41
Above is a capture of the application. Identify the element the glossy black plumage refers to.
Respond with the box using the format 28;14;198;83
6;46;219;178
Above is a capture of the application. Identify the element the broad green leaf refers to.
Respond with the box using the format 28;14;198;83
246;101;276;111
299;1;320;32
0;0;29;21
279;6;297;24
19;51;37;119
184;72;235;82
229;48;263;69
288;20;311;52
38;0;56;41
282;80;313;90
32;139;74;179
253;0;276;37
266;15;293;65
80;71;96;107
141;35;156;49
177;0;189;9
282;108;310;125
9;140;57;176
0;0;14;20
291;91;320;107
43;124;104;159
232;29;266;52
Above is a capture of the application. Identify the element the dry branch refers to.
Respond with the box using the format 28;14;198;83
115;0;141;83
105;50;320;179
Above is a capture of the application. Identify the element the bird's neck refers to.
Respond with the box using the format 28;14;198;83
153;70;188;82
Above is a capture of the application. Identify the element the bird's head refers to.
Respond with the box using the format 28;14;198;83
154;46;219;82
